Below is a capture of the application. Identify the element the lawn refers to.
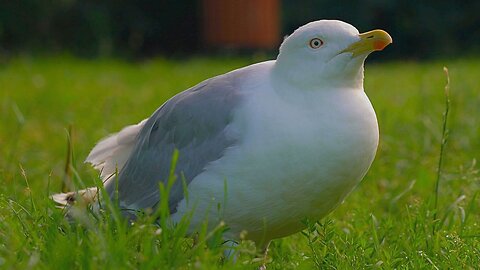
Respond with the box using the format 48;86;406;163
1;56;479;269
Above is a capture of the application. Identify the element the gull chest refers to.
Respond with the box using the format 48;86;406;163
220;89;379;238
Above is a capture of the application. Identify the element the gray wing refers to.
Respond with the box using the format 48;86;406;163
105;71;247;214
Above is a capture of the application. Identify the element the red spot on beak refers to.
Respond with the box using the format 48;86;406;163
373;40;389;51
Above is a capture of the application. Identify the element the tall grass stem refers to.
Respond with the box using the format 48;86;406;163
432;67;451;234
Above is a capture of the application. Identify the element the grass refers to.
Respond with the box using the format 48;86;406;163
1;55;479;269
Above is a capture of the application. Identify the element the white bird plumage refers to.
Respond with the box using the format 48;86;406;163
53;20;392;250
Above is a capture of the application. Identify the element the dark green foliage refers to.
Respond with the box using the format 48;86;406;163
1;1;479;58
0;0;200;57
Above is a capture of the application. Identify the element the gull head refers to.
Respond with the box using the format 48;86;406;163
274;20;392;90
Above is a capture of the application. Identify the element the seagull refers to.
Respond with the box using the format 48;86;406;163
53;19;391;254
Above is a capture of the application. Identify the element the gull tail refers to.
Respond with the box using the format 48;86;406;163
51;119;147;211
85;119;147;182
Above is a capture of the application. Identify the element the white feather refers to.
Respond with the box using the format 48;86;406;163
51;187;99;206
85;119;147;182
51;120;146;209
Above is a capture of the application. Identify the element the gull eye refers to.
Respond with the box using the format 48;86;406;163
309;38;324;49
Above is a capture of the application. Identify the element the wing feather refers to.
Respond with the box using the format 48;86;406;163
85;119;148;181
105;72;247;213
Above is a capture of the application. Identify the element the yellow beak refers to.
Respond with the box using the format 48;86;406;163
341;29;392;57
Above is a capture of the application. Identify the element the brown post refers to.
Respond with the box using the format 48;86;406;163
202;0;280;49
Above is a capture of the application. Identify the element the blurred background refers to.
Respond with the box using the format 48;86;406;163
1;0;479;60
